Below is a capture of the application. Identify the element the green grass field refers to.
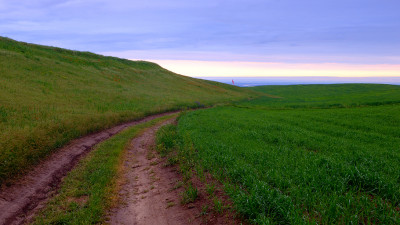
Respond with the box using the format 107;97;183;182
163;84;400;224
0;37;256;185
240;84;400;109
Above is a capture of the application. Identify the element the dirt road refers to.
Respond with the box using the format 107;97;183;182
108;118;204;225
0;112;177;225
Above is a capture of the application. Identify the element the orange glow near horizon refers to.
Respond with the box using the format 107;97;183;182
144;59;400;77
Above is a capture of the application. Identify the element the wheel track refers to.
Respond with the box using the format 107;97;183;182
0;111;177;225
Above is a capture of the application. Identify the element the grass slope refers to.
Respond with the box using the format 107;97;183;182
164;84;400;224
243;84;400;108
0;37;256;185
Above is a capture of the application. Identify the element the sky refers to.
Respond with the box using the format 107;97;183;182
1;0;400;78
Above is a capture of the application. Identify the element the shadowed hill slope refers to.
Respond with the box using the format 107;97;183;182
0;37;257;184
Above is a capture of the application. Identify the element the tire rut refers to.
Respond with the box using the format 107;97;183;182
108;118;203;225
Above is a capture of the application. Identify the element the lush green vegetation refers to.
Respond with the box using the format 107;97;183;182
160;84;400;224
33;114;176;224
0;37;256;184
241;84;400;109
157;123;231;215
157;123;200;204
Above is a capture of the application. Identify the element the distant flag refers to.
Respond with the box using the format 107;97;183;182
232;79;234;85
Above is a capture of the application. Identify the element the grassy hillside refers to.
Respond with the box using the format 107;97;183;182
0;37;256;185
159;84;400;224
242;84;400;108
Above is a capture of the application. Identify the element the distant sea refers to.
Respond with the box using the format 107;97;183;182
197;77;400;87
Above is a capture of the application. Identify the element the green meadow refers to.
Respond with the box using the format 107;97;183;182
163;84;400;224
241;83;400;109
3;36;400;224
0;37;256;185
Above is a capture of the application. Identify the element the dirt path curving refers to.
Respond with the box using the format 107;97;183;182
0;111;178;225
108;118;205;225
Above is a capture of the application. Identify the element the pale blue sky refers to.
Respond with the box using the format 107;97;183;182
1;0;400;64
